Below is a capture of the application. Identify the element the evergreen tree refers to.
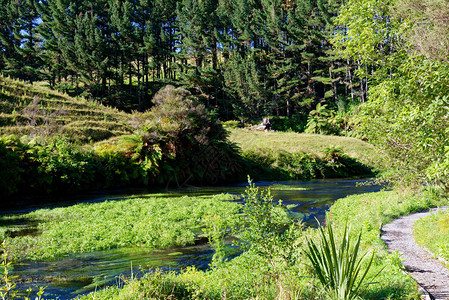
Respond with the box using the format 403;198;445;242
176;0;222;107
1;0;42;82
0;0;18;72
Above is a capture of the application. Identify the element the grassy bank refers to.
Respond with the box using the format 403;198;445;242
228;128;379;165
72;187;446;299
414;209;449;263
230;128;377;181
1;194;239;262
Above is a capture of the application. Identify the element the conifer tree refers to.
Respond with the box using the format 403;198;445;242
176;0;222;106
0;0;18;73
1;0;42;82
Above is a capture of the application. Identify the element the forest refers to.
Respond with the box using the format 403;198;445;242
0;0;365;121
2;0;449;185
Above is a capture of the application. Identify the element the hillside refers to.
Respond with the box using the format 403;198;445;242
0;76;132;142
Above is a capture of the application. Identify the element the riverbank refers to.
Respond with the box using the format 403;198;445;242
76;187;446;299
1;179;382;299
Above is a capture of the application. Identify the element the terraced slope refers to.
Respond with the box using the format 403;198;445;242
0;76;132;142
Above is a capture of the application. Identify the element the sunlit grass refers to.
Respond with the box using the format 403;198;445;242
329;188;446;298
228;128;379;165
0;76;132;142
414;209;449;263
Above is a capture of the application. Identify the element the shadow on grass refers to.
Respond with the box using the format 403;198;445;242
360;282;419;300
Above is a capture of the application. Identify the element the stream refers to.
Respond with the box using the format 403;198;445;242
4;179;383;299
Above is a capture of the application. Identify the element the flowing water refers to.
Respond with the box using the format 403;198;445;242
3;179;382;299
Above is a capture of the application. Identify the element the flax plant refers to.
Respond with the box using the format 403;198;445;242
305;217;374;300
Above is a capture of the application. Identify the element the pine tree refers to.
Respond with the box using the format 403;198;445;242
0;0;18;73
1;0;42;82
176;0;222;106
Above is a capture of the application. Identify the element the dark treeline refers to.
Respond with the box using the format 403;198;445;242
0;0;365;121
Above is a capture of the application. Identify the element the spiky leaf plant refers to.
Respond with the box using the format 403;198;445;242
305;216;375;300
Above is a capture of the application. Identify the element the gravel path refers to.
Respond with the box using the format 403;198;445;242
381;207;449;300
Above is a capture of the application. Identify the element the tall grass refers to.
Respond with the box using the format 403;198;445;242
0;76;131;142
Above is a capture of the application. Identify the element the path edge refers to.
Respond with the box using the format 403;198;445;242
380;206;449;300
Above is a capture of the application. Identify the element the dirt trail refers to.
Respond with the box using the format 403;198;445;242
381;207;449;300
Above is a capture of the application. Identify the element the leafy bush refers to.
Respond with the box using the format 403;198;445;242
0;134;154;196
0;136;22;196
222;120;241;129
305;103;334;134
93;144;143;188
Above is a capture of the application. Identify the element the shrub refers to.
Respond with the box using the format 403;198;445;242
222;120;241;129
0;136;22;196
233;179;303;298
305;216;375;300
132;85;241;185
94;144;142;188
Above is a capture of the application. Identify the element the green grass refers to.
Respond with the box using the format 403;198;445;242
414;209;449;263
328;188;447;299
228;128;379;165
2;194;239;262
0;76;132;142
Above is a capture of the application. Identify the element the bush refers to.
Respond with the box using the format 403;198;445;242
306;216;375;300
222;120;241;129
132;85;241;185
94;144;142;188
0;136;22;196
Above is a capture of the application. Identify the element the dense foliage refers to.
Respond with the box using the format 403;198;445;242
0;0;365;125
333;0;449;187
